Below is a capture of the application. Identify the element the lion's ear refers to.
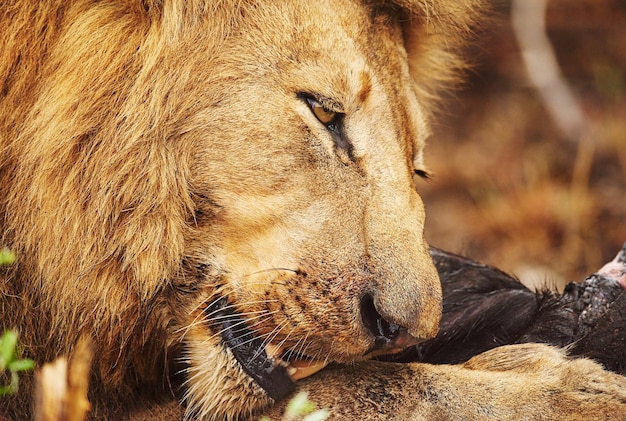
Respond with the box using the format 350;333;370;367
395;0;486;110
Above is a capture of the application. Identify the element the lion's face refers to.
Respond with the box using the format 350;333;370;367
172;1;441;417
0;0;485;419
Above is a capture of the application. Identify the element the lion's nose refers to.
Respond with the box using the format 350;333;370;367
360;294;420;352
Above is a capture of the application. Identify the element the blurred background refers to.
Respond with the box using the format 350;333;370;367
421;0;626;290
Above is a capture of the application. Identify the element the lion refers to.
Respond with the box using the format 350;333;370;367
1;1;626;420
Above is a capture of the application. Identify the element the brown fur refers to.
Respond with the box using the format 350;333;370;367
266;344;626;420
1;1;625;420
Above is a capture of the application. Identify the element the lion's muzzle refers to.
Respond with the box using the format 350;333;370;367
367;258;442;344
360;294;424;355
357;170;443;343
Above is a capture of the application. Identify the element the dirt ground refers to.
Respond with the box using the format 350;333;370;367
421;0;626;290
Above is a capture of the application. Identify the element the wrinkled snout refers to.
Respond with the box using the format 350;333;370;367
365;245;442;343
362;186;443;344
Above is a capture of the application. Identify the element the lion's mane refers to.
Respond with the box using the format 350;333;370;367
0;0;484;417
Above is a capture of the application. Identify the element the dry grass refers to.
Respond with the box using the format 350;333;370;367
421;0;626;290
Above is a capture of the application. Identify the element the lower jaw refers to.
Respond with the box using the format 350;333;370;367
206;298;328;400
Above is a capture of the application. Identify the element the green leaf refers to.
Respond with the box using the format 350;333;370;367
0;330;18;370
8;358;35;373
0;248;16;265
0;384;16;397
302;409;330;421
0;372;19;397
285;392;316;417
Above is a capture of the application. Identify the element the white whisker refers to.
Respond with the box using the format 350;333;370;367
201;311;278;346
250;318;291;361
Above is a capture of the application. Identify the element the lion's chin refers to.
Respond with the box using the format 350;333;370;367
206;297;328;400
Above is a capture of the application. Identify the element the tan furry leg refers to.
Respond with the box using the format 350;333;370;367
261;344;626;420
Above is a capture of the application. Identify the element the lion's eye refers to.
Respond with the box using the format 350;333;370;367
412;169;431;189
305;97;339;127
414;169;431;180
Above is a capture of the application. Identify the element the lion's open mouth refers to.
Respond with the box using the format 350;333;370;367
205;298;327;400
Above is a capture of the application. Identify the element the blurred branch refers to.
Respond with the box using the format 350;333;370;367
512;0;589;142
34;337;92;421
512;0;600;276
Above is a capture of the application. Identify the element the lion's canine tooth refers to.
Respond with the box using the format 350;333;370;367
265;344;327;380
287;360;328;381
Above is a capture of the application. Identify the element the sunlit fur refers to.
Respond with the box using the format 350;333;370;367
1;0;484;419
